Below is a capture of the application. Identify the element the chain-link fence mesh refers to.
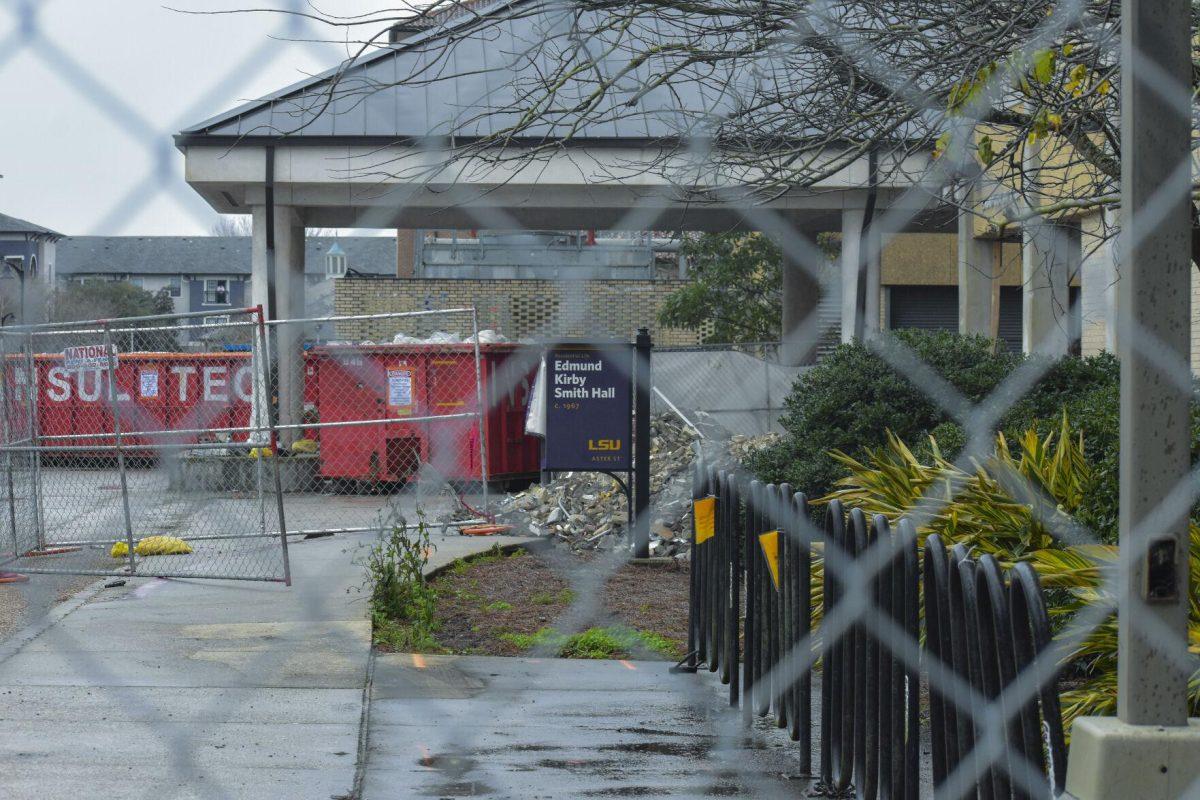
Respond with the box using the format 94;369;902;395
0;308;289;581
3;0;1199;798
651;343;800;437
262;308;510;533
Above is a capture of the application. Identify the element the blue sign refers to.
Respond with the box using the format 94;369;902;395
544;344;633;471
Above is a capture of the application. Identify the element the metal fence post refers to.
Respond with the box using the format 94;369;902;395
102;323;137;576
633;327;651;558
471;306;489;514
0;336;20;558
257;309;291;587
22;334;45;550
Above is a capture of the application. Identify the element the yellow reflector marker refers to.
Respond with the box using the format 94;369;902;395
694;496;716;543
759;531;781;590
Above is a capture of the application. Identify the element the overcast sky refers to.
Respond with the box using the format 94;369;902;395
0;0;395;236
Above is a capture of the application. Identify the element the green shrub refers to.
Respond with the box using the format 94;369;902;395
749;330;1020;497
821;417;1200;729
749;332;1127;537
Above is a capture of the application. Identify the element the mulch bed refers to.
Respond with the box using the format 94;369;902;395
424;544;690;659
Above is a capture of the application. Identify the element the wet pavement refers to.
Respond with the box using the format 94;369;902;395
363;654;814;799
0;516;533;800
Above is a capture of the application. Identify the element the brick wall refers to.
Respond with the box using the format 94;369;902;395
333;276;702;345
881;234;1027;286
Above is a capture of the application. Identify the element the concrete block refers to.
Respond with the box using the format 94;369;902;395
1065;717;1200;799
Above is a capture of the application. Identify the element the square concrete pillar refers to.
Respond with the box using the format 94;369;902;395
1079;210;1119;355
1022;219;1074;356
957;213;996;338
251;205;306;445
840;207;866;343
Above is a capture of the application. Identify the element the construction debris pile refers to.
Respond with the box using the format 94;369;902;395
496;413;717;554
728;432;781;464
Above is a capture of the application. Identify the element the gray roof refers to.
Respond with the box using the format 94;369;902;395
0;212;63;239
57;236;397;277
175;0;760;144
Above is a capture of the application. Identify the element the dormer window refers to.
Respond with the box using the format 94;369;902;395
325;242;348;279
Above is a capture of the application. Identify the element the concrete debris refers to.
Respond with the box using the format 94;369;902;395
496;413;731;552
729;432;780;464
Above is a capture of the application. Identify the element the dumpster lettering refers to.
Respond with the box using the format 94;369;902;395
42;363;253;403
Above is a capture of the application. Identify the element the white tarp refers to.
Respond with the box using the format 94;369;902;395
524;354;547;437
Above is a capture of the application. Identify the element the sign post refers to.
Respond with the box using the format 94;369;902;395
633;328;652;558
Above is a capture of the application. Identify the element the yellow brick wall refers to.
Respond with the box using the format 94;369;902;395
333;277;702;345
881;234;1024;286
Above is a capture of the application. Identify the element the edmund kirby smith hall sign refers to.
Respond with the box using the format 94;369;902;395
544;345;633;471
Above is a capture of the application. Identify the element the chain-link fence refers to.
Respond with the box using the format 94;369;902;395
0;306;510;580
0;306;288;581
4;0;1199;798
652;343;802;436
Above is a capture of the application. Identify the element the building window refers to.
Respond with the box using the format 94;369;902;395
166;275;182;298
203;278;229;305
126;275;144;289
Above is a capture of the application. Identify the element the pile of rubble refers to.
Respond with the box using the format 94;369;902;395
729;432;781;464
496;413;717;554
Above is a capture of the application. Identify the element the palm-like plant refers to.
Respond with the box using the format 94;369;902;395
817;413;1200;731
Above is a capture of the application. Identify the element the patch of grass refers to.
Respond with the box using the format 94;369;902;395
633;630;682;659
372;611;444;653
499;626;680;660
530;588;575;606
457;545;526;571
483;600;514;612
498;629;548;650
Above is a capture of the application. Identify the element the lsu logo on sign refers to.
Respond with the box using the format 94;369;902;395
587;439;622;451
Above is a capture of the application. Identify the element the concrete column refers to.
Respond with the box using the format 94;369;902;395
840;207;866;343
1065;0;1196;794
864;225;882;335
957;212;996;338
250;206;271;314
780;251;821;366
1080;210;1120;355
1115;0;1191;727
1021;219;1073;356
251;205;306;446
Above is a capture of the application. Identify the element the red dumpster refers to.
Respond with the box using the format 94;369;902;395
315;346;429;482
310;343;540;484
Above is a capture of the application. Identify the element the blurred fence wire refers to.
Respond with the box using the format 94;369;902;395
2;0;1199;798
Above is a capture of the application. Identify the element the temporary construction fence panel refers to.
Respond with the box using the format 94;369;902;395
0;306;544;581
261;308;541;536
0;307;290;582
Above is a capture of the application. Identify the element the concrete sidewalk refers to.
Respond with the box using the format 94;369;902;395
363;654;813;798
0;529;530;800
